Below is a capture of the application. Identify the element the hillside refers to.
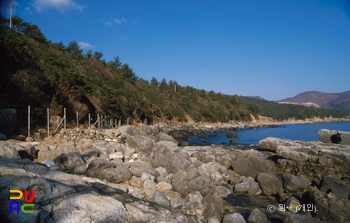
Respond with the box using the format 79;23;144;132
238;96;345;121
279;91;350;113
0;16;346;130
0;16;254;128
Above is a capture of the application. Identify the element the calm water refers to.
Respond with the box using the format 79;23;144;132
188;122;350;146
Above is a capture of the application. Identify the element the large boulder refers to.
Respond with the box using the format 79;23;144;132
256;172;282;195
319;176;348;200
149;141;191;173
126;135;154;154
223;213;246;223
233;156;275;178
187;175;212;196
283;212;322;223
247;208;269;223
52;194;128;222
86;158;132;184
318;129;350;145
203;203;223;222
127;161;160;178
0;141;21;159
282;173;309;193
234;178;260;195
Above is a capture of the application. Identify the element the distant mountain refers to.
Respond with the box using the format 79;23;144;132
278;90;350;112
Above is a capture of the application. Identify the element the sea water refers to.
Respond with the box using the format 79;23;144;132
188;122;350;146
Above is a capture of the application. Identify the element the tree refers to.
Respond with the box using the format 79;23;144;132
24;24;46;43
93;51;104;61
159;78;167;90
120;63;136;80
85;49;92;59
65;41;83;60
108;56;122;71
150;77;159;87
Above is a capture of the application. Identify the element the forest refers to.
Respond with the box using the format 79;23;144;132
0;16;345;129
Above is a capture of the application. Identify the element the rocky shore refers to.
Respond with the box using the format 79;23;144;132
0;124;349;222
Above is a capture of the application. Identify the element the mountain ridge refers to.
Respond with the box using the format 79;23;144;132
278;90;350;112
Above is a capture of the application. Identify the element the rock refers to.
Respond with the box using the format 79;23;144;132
73;164;87;175
152;191;170;207
224;213;246;223
86;159;132;184
172;171;188;197
41;159;57;168
203;203;223;222
25;137;33;142
156;132;178;145
156;182;173;192
52;194;128;223
126;135;154;154
168;129;195;146
17;143;37;160
129;176;142;188
186;191;203;204
258;137;350;180
319;176;348;200
128;161;160;178
226;131;237;138
229;140;237;145
187;165;201;181
212;184;232;199
202;195;225;212
109;151;123;160
234;178;260;195
150;141;191;174
310;186;350;223
155;166;168;177
283;212;322;223
61;152;85;168
233;156;275;178
141;173;157;199
318;129;350;145
285;196;300;213
125;200;195;222
0;141;20;158
36;150;62;162
187;175;212;196
282;173;309;192
171;197;188;209
247;208;269;223
256;172;282;195
56;141;79;153
198;161;226;175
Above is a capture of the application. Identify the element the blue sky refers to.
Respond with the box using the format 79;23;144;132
2;0;350;101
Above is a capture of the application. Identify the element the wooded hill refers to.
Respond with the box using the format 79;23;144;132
0;16;345;128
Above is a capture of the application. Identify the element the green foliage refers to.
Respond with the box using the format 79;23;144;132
238;97;345;120
65;41;83;60
1;17;345;128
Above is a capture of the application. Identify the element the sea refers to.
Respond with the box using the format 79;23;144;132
188;121;350;146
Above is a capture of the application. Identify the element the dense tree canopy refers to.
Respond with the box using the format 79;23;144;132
0;16;345;128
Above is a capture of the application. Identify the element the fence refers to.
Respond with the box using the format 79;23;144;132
26;106;123;138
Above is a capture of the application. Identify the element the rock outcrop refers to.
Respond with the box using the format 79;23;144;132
1;124;349;223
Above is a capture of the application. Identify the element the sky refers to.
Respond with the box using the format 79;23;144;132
2;0;350;101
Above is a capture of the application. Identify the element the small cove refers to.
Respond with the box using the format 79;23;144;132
188;121;350;146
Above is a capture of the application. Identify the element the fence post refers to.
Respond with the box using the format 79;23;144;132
28;105;30;137
88;113;91;129
76;111;78;128
47;108;49;137
64;108;66;131
97;114;100;130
